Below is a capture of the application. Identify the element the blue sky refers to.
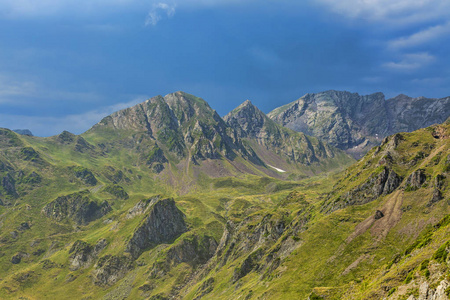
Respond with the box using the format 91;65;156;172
1;0;450;136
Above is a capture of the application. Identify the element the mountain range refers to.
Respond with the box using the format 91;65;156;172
0;90;449;299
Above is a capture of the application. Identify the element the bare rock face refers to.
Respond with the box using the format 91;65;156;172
69;239;107;270
126;196;160;219
151;234;218;278
91;91;250;161
405;169;427;191
125;198;188;259
42;190;111;225
324;167;402;213
92;255;135;286
268;91;450;158
224;100;342;165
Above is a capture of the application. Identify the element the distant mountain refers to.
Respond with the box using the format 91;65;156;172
0;91;449;300
224;100;350;172
87;91;352;180
268;90;450;158
12;129;33;136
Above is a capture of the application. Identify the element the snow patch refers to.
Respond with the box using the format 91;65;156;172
267;164;286;173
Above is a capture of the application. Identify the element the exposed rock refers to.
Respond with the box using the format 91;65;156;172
428;189;443;207
92;255;134;286
151;234;218;278
71;166;97;186
103;184;129;200
74;137;95;153
57;131;76;144
13;129;33;136
42;190;111;225
146;145;168;173
374;210;384;220
69;238;107;270
324;167;402;213
405;169;427;191
126;196;160;219
20;147;41;162
11;252;28;264
232;248;264;282
224;100;340;165
417;280;449;300
2;174;17;197
268;90;450;157
125;198;188;259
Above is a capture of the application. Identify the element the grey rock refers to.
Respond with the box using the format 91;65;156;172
125;198;188;259
126;196;160;219
69;239;107;270
224;100;342;165
42;190;111;225
12;129;33;136
2;174;17;197
405;169;427;190
374;210;384;220
323;167;402;213
268;90;450;158
151;234;218;278
92;255;134;286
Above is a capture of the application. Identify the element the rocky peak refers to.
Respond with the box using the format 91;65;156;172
125;198;188;259
268;90;450;158
224;99;268;138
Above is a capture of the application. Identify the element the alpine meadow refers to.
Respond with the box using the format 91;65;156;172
1;1;450;300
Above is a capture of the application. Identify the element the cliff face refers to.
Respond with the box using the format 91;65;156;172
224;100;348;166
125;198;188;259
268;91;450;158
91;91;250;161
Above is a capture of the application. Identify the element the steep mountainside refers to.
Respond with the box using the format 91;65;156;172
224;100;350;174
0;92;449;300
268;90;450;158
86;91;352;182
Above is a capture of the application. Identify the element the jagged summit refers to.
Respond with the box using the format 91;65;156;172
268;90;450;158
225;99;351;167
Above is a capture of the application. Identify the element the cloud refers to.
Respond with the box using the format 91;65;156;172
145;3;176;26
388;22;450;49
0;96;148;136
383;52;435;71
314;0;450;25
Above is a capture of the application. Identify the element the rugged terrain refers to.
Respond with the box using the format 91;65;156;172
268;90;450;158
0;91;449;299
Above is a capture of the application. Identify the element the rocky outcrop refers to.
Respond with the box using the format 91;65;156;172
324;167;402;213
405;169;427;191
407;280;449;300
146;145;168;173
42;190;111;225
91;92;251;161
151;234;218;278
71;166;97;186
69;239;107;270
224;100;345;165
57;131;76;144
1;174;17;197
125;198;188;259
268;91;450;157
103;184;129;200
13;129;33;136
92;255;134;286
126;196;160;219
232;248;264;282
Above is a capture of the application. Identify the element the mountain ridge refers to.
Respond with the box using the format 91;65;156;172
268;90;450;158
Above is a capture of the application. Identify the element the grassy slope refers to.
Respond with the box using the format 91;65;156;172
0;120;448;300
